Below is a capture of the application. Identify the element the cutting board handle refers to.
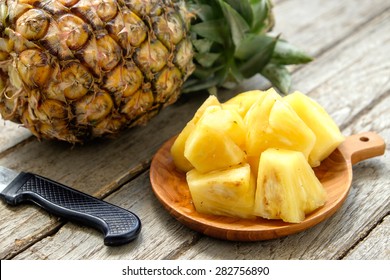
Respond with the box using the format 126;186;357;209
338;132;386;165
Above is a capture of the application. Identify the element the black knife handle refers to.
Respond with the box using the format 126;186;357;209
2;172;141;246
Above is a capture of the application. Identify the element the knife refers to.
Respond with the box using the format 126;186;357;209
0;166;141;246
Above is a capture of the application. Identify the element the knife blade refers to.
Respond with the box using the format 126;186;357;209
0;166;141;246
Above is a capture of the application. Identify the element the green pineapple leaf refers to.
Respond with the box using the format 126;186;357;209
250;0;274;33
234;34;274;60
184;0;312;94
224;0;253;27
195;52;221;68
192;39;214;54
272;39;313;65
219;0;250;47
261;63;291;94
238;35;278;78
191;19;227;44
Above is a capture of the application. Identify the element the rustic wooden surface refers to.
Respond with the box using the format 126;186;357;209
1;0;389;260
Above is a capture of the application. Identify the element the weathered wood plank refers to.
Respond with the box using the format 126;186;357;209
344;216;390;260
0;204;63;259
272;0;390;57
290;20;390;128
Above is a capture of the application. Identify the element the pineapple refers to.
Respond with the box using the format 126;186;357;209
171;88;344;223
0;0;195;142
284;91;345;167
244;88;316;159
197;106;246;148
172;95;246;173
223;89;266;118
170;95;220;172
254;148;327;223
187;163;256;219
184;122;246;173
0;0;311;143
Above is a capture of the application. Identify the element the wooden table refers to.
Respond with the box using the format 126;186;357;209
1;0;389;260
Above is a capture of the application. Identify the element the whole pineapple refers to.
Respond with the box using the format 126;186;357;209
0;0;311;143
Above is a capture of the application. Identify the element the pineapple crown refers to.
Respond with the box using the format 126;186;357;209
183;0;312;94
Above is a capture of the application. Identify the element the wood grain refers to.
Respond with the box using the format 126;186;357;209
273;0;390;56
0;204;62;259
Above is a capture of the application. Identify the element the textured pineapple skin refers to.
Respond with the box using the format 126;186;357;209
0;0;195;143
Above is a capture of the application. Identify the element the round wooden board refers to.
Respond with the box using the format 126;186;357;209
149;132;385;241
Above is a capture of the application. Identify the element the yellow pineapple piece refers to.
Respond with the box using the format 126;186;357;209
245;89;316;159
187;164;256;219
244;88;280;156
189;95;222;123
170;122;196;172
184;124;246;173
254;148;327;223
284;92;345;167
267;100;316;159
171;95;221;172
223;90;266;117
197;106;246;148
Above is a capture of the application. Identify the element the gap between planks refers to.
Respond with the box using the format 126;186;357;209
339;212;390;259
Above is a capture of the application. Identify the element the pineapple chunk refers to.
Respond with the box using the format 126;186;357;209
187;164;256;219
245;89;316;159
171;95;221;172
223;90;266;117
170;122;196;172
254;148;327;223
197;106;246;148
267;100;316;159
189;95;222;123
184;124;246;173
284;92;345;167
244;88;280;156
